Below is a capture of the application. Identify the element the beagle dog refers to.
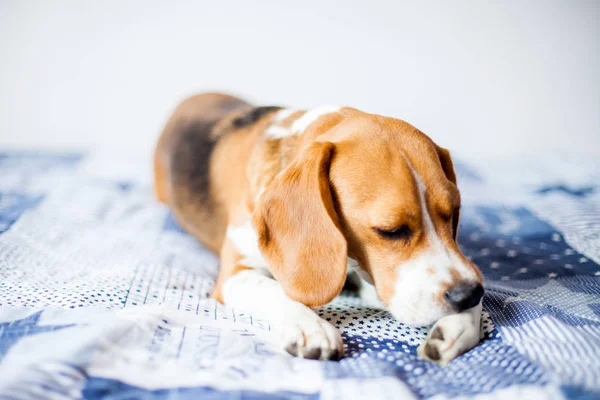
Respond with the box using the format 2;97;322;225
154;92;484;365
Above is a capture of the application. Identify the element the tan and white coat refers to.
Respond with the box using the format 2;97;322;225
154;92;484;364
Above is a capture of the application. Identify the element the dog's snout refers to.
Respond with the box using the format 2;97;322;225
445;281;484;312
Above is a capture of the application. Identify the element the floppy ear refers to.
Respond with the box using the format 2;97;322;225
253;142;347;308
436;146;460;241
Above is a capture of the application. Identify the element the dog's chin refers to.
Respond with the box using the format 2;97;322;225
388;305;449;327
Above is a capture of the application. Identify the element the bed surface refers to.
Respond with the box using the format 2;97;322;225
0;151;599;399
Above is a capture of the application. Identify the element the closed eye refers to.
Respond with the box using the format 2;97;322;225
374;224;412;241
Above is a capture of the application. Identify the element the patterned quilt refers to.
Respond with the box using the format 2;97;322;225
0;151;599;400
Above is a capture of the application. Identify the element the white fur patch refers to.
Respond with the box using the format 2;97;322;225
348;257;374;285
347;257;384;308
225;221;268;269
359;279;386;309
264;106;340;139
263;109;297;139
273;108;297;122
291;106;341;134
346;257;360;273
264;125;291;139
222;269;343;359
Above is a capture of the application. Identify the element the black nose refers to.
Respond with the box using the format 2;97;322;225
445;282;484;312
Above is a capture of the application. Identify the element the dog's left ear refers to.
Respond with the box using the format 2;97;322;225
253;141;347;308
436;145;460;241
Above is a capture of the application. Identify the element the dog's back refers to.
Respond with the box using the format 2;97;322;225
154;93;249;251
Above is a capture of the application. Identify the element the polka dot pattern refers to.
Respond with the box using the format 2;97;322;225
459;206;600;283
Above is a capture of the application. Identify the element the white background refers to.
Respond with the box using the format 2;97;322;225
1;1;598;159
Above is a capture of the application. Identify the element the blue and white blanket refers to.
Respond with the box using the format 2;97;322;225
0;151;599;399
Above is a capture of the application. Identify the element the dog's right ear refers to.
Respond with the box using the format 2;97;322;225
253;142;347;308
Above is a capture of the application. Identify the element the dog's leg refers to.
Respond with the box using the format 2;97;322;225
222;268;344;360
417;302;482;365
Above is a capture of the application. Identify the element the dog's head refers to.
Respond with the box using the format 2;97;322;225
254;108;483;326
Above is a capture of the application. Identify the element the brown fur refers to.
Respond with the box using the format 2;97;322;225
253;142;348;307
154;92;483;308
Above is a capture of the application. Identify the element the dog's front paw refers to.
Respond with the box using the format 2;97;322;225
280;312;343;361
418;303;482;365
